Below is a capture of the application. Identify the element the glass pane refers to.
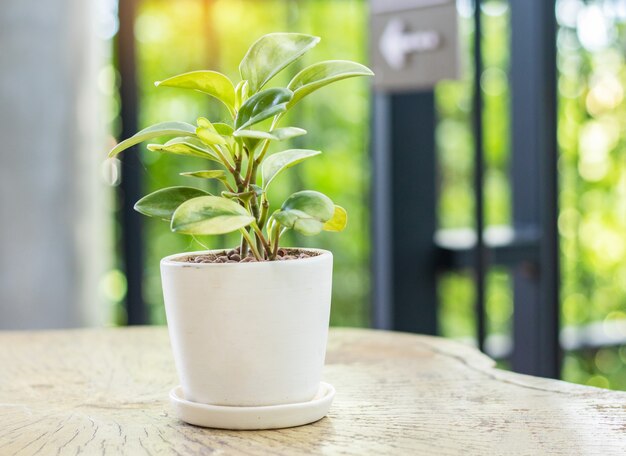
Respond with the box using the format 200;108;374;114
437;1;514;360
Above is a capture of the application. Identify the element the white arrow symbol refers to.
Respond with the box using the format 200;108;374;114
379;19;441;70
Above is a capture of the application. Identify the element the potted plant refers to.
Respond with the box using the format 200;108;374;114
109;32;373;429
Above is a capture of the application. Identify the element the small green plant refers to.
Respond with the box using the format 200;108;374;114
109;33;373;261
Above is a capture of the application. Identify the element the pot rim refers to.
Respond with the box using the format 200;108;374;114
161;247;332;268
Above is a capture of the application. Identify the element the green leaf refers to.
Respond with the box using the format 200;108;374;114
213;123;234;136
196;126;227;146
250;184;264;197
179;169;228;180
273;190;335;236
234;127;305;154
235;80;249;110
262;149;321;189
180;169;231;188
287;60;374;108
235;88;293;131
108;121;196;157
221;189;256;204
196;117;213;128
134;186;209;221
155;71;236;115
171;196;254;235
233;127;306;141
323;205;348;232
239;33;320;93
147;136;221;162
195;117;228;145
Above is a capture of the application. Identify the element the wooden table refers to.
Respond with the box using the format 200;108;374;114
1;327;625;455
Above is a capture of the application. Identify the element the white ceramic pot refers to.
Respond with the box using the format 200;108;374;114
160;248;333;407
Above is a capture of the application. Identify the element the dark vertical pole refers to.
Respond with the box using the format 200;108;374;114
472;0;486;351
117;0;146;325
510;0;560;377
372;94;393;330
372;92;438;334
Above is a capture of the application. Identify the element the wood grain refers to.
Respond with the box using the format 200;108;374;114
0;327;625;455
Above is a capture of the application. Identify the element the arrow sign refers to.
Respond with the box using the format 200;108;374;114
379;19;441;70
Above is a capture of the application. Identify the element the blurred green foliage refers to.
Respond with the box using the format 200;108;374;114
556;0;626;390
107;0;626;390
437;0;626;390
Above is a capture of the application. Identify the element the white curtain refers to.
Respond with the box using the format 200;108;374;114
0;0;111;328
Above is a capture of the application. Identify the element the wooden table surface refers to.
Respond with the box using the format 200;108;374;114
1;327;625;455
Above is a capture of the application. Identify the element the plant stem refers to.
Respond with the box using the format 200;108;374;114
239;228;262;261
256;236;263;257
233;144;246;191
251;221;272;258
254;115;282;166
250;160;260;191
221;179;236;193
240;235;249;257
243;147;255;187
234;152;242;182
210;145;236;175
250;196;264;254
270;222;281;260
236;114;282;259
250;195;260;219
254;141;271;170
258;195;269;229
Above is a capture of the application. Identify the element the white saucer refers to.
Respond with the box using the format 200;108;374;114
169;382;335;430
